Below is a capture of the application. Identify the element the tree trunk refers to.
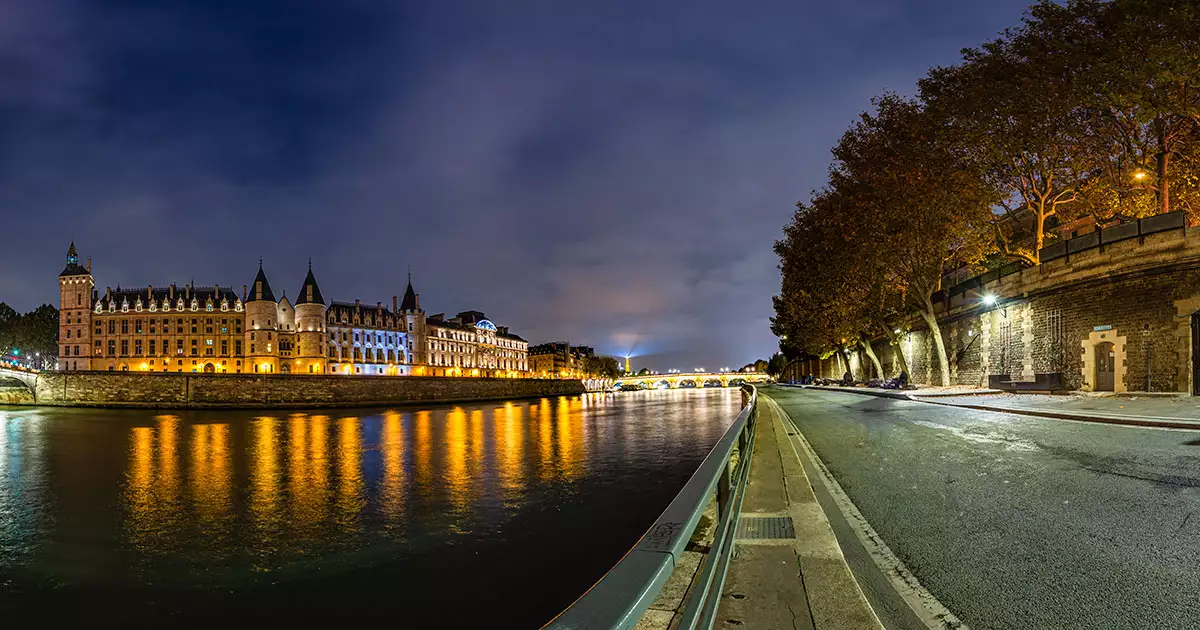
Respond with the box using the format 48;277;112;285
884;327;911;379
1157;148;1170;215
918;299;951;387
859;337;883;379
1034;198;1046;262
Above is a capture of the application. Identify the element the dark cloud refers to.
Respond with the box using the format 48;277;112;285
0;0;1031;369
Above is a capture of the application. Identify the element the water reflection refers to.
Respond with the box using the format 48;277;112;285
0;389;741;590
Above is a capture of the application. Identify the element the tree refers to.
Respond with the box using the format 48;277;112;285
767;353;787;378
830;94;996;386
0;303;58;362
1075;0;1200;218
584;356;621;379
920;8;1094;264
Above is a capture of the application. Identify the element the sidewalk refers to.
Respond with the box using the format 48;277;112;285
715;395;881;629
802;385;1200;429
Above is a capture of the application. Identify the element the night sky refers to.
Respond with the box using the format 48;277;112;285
0;0;1031;370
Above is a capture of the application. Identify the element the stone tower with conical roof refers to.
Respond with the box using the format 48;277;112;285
400;271;428;369
293;262;328;374
244;261;280;373
58;240;94;371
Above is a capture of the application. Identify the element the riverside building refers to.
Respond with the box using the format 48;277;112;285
57;242;528;376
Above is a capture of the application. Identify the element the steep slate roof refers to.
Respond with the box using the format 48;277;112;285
248;263;276;303
400;279;418;311
296;265;325;305
59;241;90;277
327;300;402;330
99;285;240;308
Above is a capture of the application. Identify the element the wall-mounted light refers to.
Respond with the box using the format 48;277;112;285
982;294;998;306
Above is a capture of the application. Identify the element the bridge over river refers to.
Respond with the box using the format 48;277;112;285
615;370;772;390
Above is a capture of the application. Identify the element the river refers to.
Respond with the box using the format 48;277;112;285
0;388;742;626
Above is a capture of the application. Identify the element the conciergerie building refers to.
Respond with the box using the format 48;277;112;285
56;242;529;376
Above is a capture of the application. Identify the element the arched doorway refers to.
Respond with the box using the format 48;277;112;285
1095;342;1115;392
280;363;290;374
1192;313;1200;395
203;363;215;374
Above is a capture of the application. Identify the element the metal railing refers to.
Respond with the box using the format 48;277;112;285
544;385;759;630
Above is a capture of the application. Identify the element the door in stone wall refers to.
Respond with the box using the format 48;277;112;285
1192;314;1200;395
1095;342;1115;392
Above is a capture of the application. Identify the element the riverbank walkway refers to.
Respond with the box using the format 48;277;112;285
715;392;882;629
802;384;1200;430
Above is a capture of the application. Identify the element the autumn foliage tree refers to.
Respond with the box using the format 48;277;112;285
773;0;1200;387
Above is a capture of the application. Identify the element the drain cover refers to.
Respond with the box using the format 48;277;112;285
737;516;795;539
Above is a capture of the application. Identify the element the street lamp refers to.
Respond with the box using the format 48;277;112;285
1133;169;1149;181
982;294;998;306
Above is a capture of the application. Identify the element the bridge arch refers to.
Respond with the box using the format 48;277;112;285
0;368;38;396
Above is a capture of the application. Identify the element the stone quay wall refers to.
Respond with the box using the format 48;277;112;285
792;224;1200;393
26;372;586;409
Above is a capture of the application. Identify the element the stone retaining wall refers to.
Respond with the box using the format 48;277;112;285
28;372;585;409
788;226;1200;393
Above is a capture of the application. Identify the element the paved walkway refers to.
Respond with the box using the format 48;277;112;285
716;396;881;629
802;385;1200;429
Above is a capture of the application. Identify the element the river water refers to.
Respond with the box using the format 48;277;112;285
0;388;742;626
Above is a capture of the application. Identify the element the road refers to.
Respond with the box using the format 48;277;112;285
763;386;1200;630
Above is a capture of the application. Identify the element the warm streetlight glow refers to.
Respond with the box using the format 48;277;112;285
1133;170;1149;181
982;294;998;306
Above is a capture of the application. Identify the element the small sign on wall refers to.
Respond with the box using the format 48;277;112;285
1093;325;1113;332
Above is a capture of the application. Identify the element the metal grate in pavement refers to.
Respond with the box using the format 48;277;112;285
737;516;795;539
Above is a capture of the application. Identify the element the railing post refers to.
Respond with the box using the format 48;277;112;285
717;461;731;518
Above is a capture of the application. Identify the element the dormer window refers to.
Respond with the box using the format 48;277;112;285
220;299;229;312
205;300;214;312
121;300;129;313
177;298;185;311
190;298;199;311
135;298;143;312
234;300;243;312
95;302;103;314
149;300;157;312
162;299;170;312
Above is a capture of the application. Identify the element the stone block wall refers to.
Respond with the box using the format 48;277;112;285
30;372;586;409
895;267;1200;392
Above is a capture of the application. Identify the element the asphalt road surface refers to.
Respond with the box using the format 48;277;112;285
764;386;1200;630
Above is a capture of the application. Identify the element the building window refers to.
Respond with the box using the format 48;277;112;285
150;340;156;355
120;340;128;355
135;319;143;333
121;320;129;334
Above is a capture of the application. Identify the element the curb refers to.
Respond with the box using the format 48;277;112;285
800;386;1200;432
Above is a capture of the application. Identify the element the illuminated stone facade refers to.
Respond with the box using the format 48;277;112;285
57;243;528;376
529;342;594;377
420;310;529;377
